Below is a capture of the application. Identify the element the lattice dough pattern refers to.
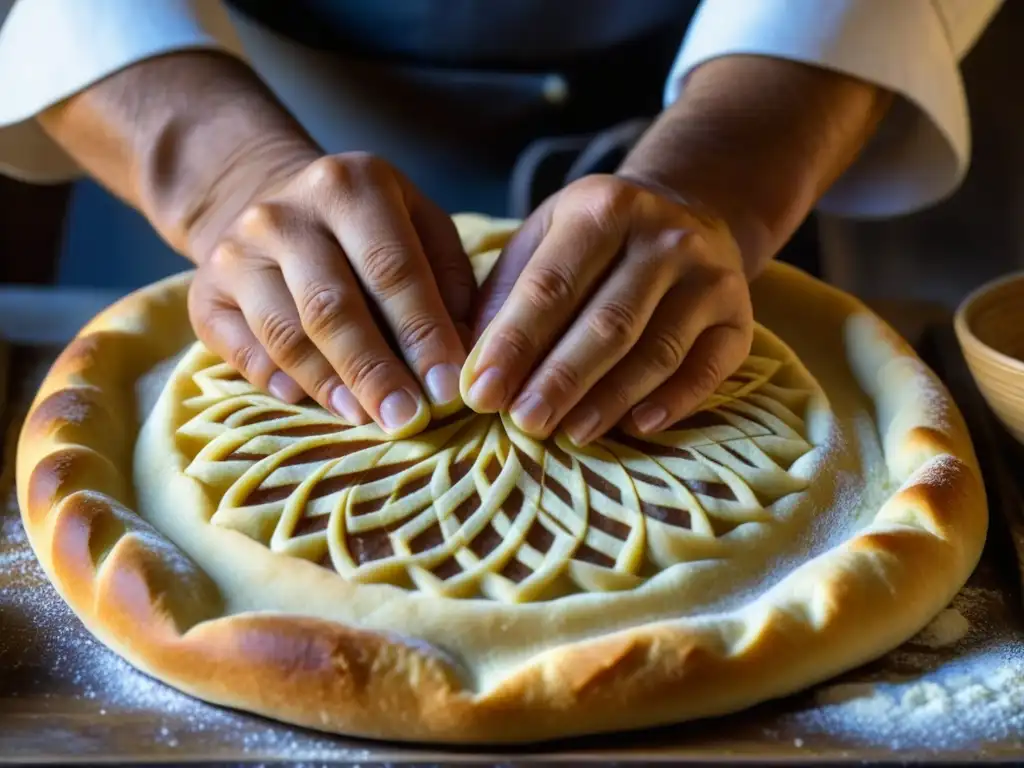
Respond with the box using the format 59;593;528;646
178;350;816;603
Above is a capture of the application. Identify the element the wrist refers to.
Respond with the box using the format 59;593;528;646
620;55;891;278
173;130;321;263
38;51;323;262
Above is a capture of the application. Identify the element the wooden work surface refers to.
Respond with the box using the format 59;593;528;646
1;290;1024;765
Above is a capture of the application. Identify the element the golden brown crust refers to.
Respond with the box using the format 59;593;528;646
15;216;987;744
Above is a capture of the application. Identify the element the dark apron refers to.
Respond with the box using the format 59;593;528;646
227;0;698;217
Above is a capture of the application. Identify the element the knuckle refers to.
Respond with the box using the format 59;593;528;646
393;311;447;356
602;381;634;410
306;153;390;194
542;359;582;396
689;357;725;398
522;262;578;309
298;284;353;336
207;240;245;272
654;226;697;254
359;242;417;298
306;155;357;193
344;151;388;179
648;330;687;373
236;201;290;240
579;177;633;226
227;344;261;379
343;351;396;395
307;372;339;403
713;264;748;297
258;311;307;364
492;325;537;361
587;300;640;347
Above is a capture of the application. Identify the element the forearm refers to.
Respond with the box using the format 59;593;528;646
620;55;893;278
36;51;322;261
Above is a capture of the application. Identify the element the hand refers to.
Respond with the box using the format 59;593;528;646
188;152;475;436
462;173;754;445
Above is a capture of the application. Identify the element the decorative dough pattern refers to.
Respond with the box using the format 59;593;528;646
15;213;987;743
179;346;816;603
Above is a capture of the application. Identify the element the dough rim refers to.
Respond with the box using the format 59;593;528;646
15;214;987;744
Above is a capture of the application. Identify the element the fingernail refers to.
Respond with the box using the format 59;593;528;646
379;389;421;431
329;384;368;425
511;392;553;434
268;371;304;403
425;363;461;406
466;367;506;412
566;408;602;446
632;403;668;434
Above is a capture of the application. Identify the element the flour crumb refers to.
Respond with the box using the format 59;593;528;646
787;583;1024;752
912;608;970;648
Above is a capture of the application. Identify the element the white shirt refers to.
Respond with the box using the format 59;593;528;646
0;0;1003;218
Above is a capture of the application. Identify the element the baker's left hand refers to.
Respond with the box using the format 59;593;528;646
462;173;754;445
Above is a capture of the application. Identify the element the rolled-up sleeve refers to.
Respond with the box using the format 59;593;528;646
663;0;1004;218
0;0;244;182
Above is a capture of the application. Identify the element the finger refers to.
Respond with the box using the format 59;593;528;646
470;197;553;338
273;226;432;436
559;275;731;444
625;323;751;436
460;193;629;414
223;255;370;425
320;159;467;412
403;182;477;330
187;276;303;401
507;243;679;438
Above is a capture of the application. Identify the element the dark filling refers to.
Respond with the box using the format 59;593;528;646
409;522;444;553
626;468;668;488
669;409;730;430
573;543;615;568
292;514;330;536
431;557;463;580
237;409;292;425
500;558;532;583
722;444;756;467
589;510;630;540
579;462;622;502
525;521;554;552
640;502;692;529
243;459;416;506
468;524;503;558
346;527;395;562
452;495;481;523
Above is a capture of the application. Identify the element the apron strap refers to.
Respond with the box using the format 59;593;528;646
508;117;653;217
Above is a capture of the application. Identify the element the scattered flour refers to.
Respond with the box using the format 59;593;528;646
1;491;373;762
786;587;1024;752
912;608;971;649
5;482;1024;758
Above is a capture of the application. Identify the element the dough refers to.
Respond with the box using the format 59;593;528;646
16;214;987;743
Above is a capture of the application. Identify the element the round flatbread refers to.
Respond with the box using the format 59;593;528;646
16;214;986;743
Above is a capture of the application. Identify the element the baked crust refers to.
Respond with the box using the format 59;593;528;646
15;214;987;743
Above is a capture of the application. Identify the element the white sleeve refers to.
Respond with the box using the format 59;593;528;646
663;0;1004;218
0;0;245;182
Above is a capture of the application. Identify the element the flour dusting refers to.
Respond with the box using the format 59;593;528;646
0;487;373;762
912;608;970;648
784;587;1024;752
5;480;1024;757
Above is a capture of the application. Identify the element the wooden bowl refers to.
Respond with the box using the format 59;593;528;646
954;272;1024;444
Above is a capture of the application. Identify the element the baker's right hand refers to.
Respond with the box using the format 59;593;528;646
187;152;475;436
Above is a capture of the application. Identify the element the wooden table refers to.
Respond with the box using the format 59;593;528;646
2;288;1024;765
